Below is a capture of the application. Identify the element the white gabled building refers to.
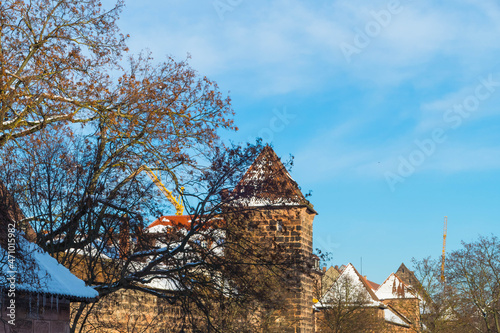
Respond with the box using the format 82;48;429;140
316;263;420;332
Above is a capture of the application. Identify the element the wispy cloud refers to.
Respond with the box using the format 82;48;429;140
119;0;500;181
120;0;500;96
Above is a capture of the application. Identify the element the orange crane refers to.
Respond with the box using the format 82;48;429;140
441;216;447;283
129;165;184;216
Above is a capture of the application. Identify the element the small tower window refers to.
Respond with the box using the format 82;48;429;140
277;221;283;233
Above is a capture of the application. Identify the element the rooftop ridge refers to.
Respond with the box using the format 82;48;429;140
235;145;316;214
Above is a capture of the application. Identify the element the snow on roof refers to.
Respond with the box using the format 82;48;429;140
234;146;317;213
241;197;307;207
376;273;417;300
0;236;98;301
72;241;116;260
384;307;411;327
143;275;183;291
146;224;173;234
127;261;185;292
320;263;381;307
145;215;222;233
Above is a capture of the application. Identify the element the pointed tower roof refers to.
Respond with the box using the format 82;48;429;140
235;146;316;214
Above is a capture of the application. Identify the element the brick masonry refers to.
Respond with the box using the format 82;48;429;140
72;205;319;333
237;206;318;332
73;289;189;333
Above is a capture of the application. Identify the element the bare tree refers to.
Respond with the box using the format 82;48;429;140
0;0;235;147
410;257;461;333
1;140;308;332
413;235;500;333
0;2;312;331
0;0;125;145
447;235;500;332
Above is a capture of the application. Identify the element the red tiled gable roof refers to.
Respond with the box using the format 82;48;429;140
364;277;380;291
235;145;317;214
149;215;192;229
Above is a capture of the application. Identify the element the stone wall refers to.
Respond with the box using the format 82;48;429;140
71;205;318;333
73;290;189;333
383;299;421;332
315;306;384;332
238;206;317;333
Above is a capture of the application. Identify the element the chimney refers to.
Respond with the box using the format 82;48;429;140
322;266;327;273
119;217;131;259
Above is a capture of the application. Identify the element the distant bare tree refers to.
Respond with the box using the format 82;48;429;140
447;235;500;332
414;235;500;333
411;257;461;333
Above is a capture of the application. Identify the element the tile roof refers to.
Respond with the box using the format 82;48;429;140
235;146;317;214
148;215;193;231
364;277;381;291
146;215;222;233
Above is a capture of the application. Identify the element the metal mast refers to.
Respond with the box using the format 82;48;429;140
441;216;448;283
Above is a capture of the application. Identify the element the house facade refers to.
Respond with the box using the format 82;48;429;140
316;263;422;332
0;197;98;333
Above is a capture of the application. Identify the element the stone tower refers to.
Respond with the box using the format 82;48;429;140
235;145;318;332
395;263;421;290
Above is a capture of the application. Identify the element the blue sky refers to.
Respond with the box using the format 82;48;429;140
114;0;500;283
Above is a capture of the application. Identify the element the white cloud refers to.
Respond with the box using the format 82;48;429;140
118;0;500;179
119;0;500;96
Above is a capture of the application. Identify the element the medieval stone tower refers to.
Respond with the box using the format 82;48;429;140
236;145;318;332
69;145;319;333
